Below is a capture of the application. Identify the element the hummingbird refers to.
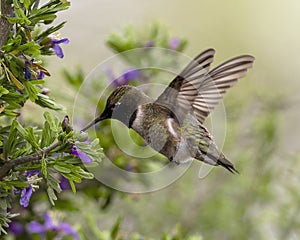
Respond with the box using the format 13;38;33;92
81;49;254;173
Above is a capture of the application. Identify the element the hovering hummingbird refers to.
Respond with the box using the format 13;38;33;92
82;49;254;173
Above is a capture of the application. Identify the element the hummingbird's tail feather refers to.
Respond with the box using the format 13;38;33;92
216;156;239;174
198;151;239;174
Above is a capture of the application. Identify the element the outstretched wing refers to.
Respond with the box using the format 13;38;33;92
155;48;216;120
192;55;254;123
156;49;254;123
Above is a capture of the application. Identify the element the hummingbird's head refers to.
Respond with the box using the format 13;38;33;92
94;85;149;126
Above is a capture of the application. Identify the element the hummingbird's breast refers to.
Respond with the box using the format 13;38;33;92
130;103;181;161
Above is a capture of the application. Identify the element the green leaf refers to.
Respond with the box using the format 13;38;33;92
43;111;58;132
14;120;27;137
4;120;18;158
61;172;82;183
3;181;30;189
0;86;9;97
74;168;94;179
68;179;76;193
53;164;71;174
2;64;24;90
24;81;39;102
41;112;59;148
41;121;52;148
14;121;40;150
26;127;40;150
46;174;63;205
0;91;25;112
18;41;41;55
110;216;123;239
36;22;66;42
1;35;22;52
36;93;65;111
20;0;31;9
12;0;31;25
47;187;57;206
29;1;70;24
41;156;47;177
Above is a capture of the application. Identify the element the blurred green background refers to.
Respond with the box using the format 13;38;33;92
25;0;300;239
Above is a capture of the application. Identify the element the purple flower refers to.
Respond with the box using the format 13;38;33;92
18;170;40;207
37;71;45;79
70;145;92;164
123;69;140;80
23;59;34;80
8;222;24;236
103;67;141;87
168;37;181;50
20;185;33;207
26;170;40;176
59;175;70;190
49;38;69;58
23;59;46;80
114;69;140;86
102;66;115;81
24;66;32;80
28;213;79;240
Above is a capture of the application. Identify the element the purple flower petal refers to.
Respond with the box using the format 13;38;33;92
28;221;46;234
112;69;140;86
20;185;33;207
28;213;79;239
51;38;70;44
71;146;93;164
57;223;79;240
51;44;64;58
44;213;54;229
77;150;93;164
8;222;24;236
169;37;181;50
123;69;140;80
26;170;40;177
23;66;32;80
37;71;45;79
112;76;127;86
59;176;70;190
49;38;69;58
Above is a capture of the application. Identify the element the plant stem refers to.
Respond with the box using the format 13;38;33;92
0;141;61;180
0;0;14;48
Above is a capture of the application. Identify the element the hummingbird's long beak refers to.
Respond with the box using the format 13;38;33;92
80;112;108;132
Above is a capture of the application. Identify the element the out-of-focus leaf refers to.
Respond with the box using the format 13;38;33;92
110;216;122;239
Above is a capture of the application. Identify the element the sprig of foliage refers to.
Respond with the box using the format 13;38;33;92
0;0;104;235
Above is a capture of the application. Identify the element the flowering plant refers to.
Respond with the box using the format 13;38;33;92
0;0;102;236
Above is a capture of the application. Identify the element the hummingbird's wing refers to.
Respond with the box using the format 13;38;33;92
156;49;254;124
155;49;216;119
192;55;255;123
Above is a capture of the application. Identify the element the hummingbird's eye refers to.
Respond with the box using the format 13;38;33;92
115;102;121;107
